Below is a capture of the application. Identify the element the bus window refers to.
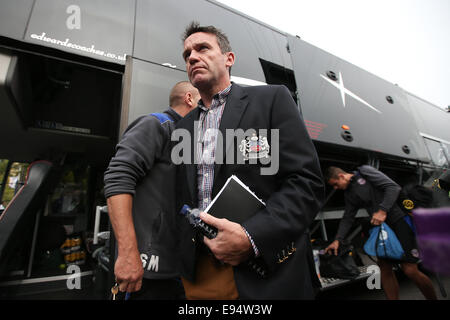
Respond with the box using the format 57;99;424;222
0;159;8;182
423;138;449;168
443;143;450;165
46;160;90;234
0;159;10;210
259;58;298;105
0;161;30;208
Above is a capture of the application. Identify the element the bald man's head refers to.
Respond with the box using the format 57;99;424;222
169;81;200;109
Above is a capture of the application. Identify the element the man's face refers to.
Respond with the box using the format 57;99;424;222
182;32;234;90
328;175;350;190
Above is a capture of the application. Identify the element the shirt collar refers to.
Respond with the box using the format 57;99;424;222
198;84;232;112
349;172;366;190
165;108;182;123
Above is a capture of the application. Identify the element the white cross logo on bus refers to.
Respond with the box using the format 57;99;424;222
320;71;382;114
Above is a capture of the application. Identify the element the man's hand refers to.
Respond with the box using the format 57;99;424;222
324;240;340;256
200;212;253;266
107;195;143;293
114;248;144;293
371;209;387;226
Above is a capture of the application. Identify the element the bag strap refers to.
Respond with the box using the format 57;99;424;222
149;112;173;124
373;224;389;259
374;226;380;258
374;224;389;259
381;224;388;257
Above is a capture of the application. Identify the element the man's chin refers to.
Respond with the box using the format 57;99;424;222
190;77;210;90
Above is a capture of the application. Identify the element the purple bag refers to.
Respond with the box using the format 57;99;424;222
412;207;450;275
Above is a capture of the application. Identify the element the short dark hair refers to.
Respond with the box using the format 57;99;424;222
182;21;232;54
325;166;346;181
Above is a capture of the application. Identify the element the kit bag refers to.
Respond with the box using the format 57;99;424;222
319;243;360;280
363;223;404;260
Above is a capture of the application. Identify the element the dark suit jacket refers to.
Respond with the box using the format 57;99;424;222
175;83;325;299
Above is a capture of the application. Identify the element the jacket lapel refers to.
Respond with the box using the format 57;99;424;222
214;84;249;182
183;108;200;203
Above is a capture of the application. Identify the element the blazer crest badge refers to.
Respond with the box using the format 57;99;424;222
239;133;270;160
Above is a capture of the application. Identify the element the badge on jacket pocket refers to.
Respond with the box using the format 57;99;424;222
239;133;270;160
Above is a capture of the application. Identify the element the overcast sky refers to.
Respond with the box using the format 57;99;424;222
217;0;450;110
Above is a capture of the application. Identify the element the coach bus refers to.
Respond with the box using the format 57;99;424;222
0;0;448;298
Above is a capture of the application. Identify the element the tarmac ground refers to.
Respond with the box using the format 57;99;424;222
317;267;450;300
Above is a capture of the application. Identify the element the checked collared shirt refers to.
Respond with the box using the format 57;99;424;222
196;85;231;211
195;84;259;257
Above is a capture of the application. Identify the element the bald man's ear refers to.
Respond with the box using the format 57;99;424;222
184;92;194;108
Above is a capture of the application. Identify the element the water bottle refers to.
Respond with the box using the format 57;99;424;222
179;205;218;239
313;249;321;279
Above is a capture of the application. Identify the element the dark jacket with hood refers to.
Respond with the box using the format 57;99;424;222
104;108;181;279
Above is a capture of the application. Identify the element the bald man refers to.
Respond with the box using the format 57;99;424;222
169;81;201;115
104;81;199;299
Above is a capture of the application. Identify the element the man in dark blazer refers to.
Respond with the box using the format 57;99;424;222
174;22;325;299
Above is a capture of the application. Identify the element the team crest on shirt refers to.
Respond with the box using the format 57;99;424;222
411;249;420;258
357;178;366;185
239;133;270;160
402;199;415;210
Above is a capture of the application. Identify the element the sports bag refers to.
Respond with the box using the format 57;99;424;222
319;243;361;280
363;223;404;260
